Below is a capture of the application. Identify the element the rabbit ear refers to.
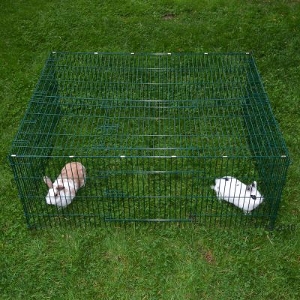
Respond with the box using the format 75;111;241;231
43;176;53;189
246;181;257;192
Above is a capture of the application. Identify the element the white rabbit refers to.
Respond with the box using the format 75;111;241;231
43;162;86;208
211;176;264;214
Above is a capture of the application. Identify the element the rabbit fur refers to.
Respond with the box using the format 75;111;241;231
211;176;264;214
43;162;86;208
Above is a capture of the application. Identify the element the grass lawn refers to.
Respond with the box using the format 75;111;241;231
0;0;299;299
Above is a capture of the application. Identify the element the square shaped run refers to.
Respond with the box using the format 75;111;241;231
9;52;290;228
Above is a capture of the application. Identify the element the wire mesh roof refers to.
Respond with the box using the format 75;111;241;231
11;52;290;159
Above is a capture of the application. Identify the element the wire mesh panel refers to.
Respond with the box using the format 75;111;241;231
9;52;290;228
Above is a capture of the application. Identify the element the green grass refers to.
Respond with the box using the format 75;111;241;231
1;0;299;299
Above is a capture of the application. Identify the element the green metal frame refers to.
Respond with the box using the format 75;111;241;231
9;52;290;228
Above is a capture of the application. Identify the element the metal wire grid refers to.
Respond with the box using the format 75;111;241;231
11;52;288;158
9;52;290;228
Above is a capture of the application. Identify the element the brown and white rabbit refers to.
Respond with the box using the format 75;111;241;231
43;162;86;208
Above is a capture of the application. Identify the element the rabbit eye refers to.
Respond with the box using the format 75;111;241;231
224;177;229;181
251;195;257;200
